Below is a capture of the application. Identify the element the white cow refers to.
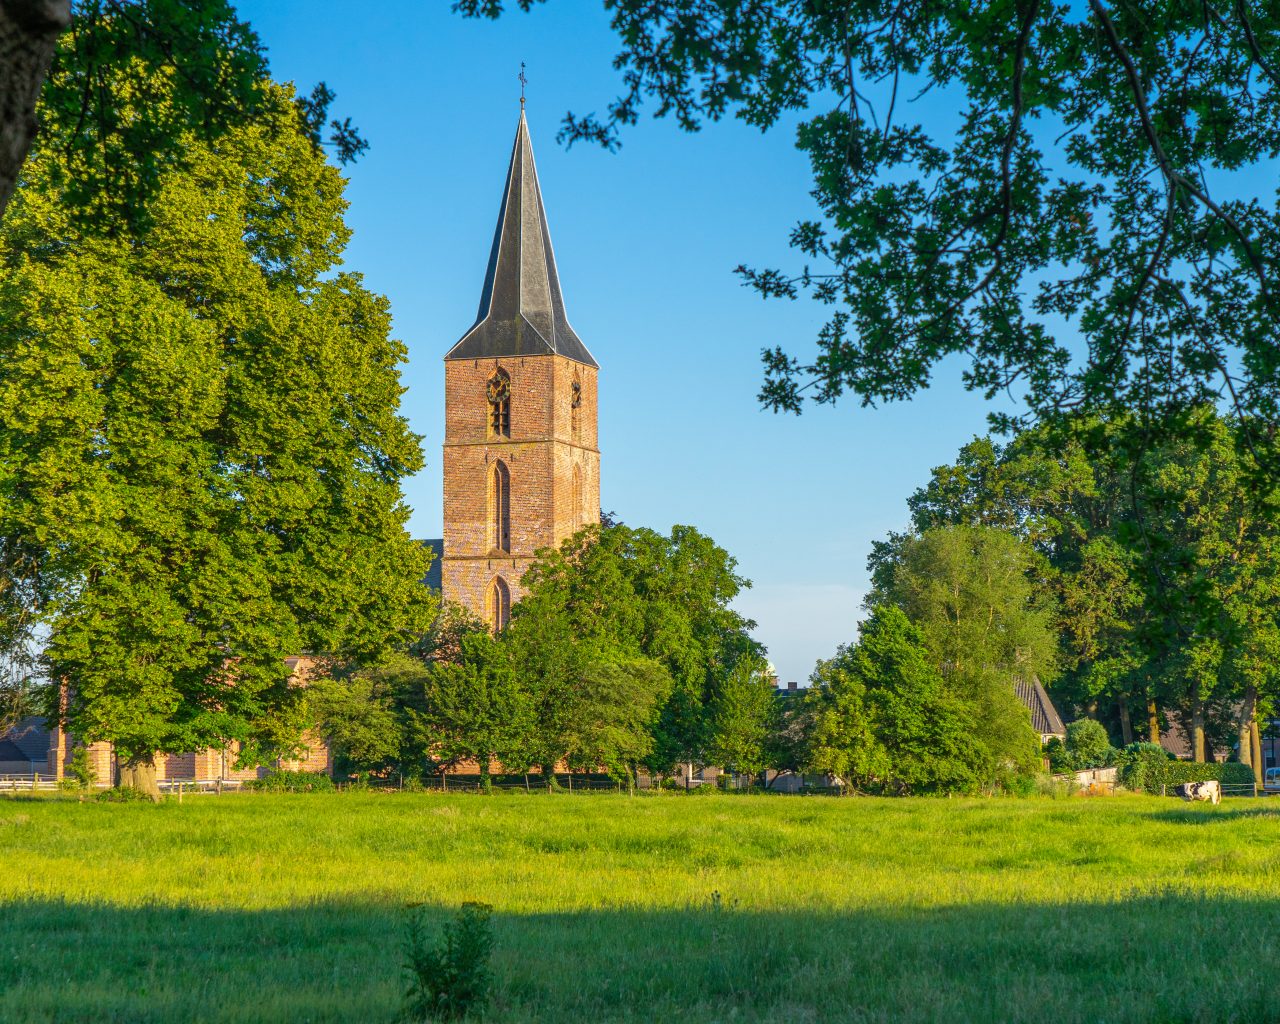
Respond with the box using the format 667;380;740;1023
1176;780;1221;805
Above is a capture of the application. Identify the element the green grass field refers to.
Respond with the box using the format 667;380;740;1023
2;791;1279;1023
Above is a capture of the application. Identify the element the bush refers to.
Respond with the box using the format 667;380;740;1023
95;786;155;803
244;770;335;793
1116;743;1170;793
66;747;97;790
999;772;1040;798
1033;774;1076;798
1043;736;1068;773
1164;760;1254;789
1117;745;1255;793
1064;719;1115;770
404;902;494;1021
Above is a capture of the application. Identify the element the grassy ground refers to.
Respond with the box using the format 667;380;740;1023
1;791;1279;1023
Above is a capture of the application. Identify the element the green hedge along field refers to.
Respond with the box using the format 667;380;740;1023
2;791;1279;1023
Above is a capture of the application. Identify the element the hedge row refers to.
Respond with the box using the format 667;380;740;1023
1116;743;1255;794
244;769;335;793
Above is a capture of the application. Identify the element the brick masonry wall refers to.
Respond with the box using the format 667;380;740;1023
46;657;335;782
442;354;600;624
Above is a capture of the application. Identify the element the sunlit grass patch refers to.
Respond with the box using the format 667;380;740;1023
1;792;1278;1022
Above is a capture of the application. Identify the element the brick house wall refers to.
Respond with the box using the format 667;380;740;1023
42;656;333;783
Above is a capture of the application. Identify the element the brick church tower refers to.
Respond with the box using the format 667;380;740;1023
441;110;600;629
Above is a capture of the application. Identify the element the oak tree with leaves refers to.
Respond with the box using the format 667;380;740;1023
460;1;1280;460
0;78;430;796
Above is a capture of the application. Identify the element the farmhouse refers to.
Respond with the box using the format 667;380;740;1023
5;107;598;786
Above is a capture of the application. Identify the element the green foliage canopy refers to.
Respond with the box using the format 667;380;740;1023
505;524;762;777
0;80;431;769
806;606;992;794
459;1;1280;454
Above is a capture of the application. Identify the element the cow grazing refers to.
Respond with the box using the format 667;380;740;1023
1176;780;1221;805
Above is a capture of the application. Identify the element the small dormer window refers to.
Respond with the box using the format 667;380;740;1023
487;370;511;437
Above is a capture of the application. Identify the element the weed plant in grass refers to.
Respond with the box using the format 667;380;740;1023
1;792;1279;1022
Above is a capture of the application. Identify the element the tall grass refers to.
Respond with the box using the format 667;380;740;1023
1;792;1278;1022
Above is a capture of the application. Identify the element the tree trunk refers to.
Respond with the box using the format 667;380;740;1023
118;753;161;802
1147;698;1160;744
1250;718;1264;786
1191;697;1206;763
0;0;71;218
1117;696;1133;747
1237;686;1257;769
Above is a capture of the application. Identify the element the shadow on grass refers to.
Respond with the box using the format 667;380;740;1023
2;893;1280;1024
1138;802;1280;825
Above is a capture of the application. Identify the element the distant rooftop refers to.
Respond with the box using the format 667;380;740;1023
1016;678;1066;738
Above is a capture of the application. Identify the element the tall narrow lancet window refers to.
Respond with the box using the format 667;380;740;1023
570;376;582;439
487;576;511;632
487;369;511;438
572;464;583;528
489;460;511;553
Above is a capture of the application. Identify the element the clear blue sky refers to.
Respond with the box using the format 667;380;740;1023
235;1;1003;684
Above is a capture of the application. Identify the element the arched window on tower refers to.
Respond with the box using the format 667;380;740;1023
570;374;582;440
487;369;511;438
488;459;510;553
572;463;583;528
487;576;511;632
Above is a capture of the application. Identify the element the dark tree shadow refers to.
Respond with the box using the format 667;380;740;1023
2;893;1280;1023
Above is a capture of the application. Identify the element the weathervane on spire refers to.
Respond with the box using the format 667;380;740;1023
519;62;527;109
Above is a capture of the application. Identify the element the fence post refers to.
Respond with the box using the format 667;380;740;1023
31;772;37;792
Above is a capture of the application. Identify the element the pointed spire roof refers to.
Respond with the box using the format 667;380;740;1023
446;111;597;367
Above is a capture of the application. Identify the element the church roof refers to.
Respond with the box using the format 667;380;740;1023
446;110;597;368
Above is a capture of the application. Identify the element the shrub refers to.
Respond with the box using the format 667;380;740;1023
1043;736;1068;773
95;786;155;803
999;772;1040;798
1164;760;1254;789
1219;762;1256;787
244;770;335;793
1118;745;1256;793
1116;743;1171;793
1064;719;1115;770
66;747;97;790
404;902;494;1021
1033;774;1075;798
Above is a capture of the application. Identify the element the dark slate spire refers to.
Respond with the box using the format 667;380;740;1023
446;111;597;367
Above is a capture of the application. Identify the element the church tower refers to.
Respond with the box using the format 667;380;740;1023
441;110;600;630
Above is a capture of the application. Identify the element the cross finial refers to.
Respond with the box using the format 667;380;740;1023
519;62;527;109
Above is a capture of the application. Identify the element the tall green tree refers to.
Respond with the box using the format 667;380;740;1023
407;632;533;790
1;1;365;225
566;659;672;787
706;656;778;787
889;414;1280;766
506;524;762;780
308;658;411;781
461;2;1280;456
0;80;431;795
871;525;1049;771
1131;412;1280;765
806;606;990;794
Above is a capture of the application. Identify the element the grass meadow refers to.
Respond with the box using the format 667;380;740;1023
1;791;1279;1023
